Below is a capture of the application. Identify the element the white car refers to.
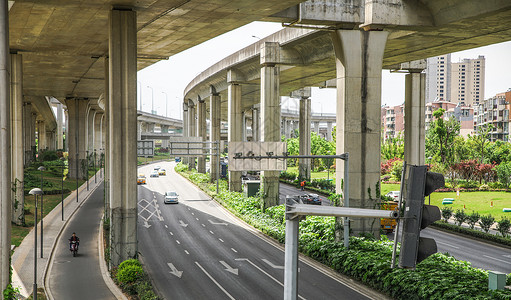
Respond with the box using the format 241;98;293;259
385;191;400;200
150;170;159;178
164;191;179;204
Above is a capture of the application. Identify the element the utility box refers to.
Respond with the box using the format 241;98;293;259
244;180;260;197
489;271;506;290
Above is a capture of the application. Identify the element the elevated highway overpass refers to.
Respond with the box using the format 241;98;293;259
3;0;511;295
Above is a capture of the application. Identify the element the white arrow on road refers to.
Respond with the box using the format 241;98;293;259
208;220;228;226
262;259;284;269
179;220;188;227
142;221;151;228
167;263;183;278
220;261;238;275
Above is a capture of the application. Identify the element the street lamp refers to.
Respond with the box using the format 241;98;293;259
147;86;155;114
29;188;43;300
60;157;65;221
37;166;45;258
161;91;168;117
86;150;89;191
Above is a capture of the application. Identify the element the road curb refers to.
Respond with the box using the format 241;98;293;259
98;216;128;300
43;176;102;300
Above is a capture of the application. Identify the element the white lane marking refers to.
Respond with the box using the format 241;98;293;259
142;221;151;228
164;225;168;229
196;218;199;221
167;263;183;278
201;224;206;227
262;259;284;269
209;231;215;235
436;241;460;249
179;220;188;227
176;240;181;245
231;248;237;253
235;258;306;300
220;261;239;275
195;262;235;300
184;250;189;255
169;232;173;236
209;220;228;226
191;213;195;215
483;255;511;265
219;238;224;243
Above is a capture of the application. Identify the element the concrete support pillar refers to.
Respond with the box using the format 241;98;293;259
38;120;47;152
10;53;24;225
326;122;333;142
252;106;259;142
299;95;312;181
94;112;104;155
197;98;206;173
285;119;293;139
332;30;388;237
47;130;56;151
187;100;196;170
227;80;242;192
404;71;426;165
87;108;96;152
108;8;138;266
161;124;169;133
103;57;110;221
182;101;189;165
210;88;221;182
313;121;320;135
147;122;155;133
30;113;37;156
65;98;89;179
64;108;69;151
0;2;11;289
137;121;142;141
242;111;247;141
23;102;33;165
260;42;281;208
56;103;64;150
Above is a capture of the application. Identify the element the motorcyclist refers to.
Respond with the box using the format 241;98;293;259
69;232;80;250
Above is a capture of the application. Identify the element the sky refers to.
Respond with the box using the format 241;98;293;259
138;21;511;119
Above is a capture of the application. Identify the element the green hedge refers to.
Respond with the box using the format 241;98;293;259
113;259;159;300
177;163;511;299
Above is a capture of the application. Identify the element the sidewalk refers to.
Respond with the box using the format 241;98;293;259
11;172;104;299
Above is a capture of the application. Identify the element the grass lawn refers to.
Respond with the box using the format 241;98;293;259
286;166;336;181
138;154;172;165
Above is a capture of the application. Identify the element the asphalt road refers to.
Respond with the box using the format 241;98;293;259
47;183;116;300
137;162;378;300
279;183;330;205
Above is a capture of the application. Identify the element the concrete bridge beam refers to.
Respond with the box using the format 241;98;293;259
332;30;388;238
210;88;221;182
108;8;138;266
260;42;281;208
10;53;25;226
227;71;243;192
65;98;89;180
197;98;207;173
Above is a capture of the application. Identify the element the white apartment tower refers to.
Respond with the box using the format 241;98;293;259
425;54;451;103
450;55;485;106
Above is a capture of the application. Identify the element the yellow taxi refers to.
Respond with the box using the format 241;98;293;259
158;169;166;176
137;174;146;184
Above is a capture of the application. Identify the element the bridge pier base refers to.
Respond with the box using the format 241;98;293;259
332;29;388;238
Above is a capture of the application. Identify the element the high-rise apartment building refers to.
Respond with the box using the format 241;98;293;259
426;54;451;103
473;90;511;142
450;55;485;106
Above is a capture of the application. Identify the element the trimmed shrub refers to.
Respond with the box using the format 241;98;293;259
496;218;511;237
453;209;467;226
116;264;143;284
118;259;142;271
478;214;495;234
441;206;453;222
466;212;480;230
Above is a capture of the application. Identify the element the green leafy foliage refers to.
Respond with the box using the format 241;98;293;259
441;206;453;222
116;265;143;284
479;214;495;233
496;218;511;237
113;259;160;299
453;209;467;226
466;211;480;229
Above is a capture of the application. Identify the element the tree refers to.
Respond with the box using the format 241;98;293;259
496;218;511;237
466;212;480;229
469;124;493;163
453;209;467;226
381;133;404;161
478;214;495;233
426;108;460;166
441;206;453;222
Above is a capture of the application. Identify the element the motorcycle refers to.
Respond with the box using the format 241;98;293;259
70;240;78;257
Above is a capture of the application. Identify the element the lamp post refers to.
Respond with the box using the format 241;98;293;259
60;157;65;221
86;150;89;191
147;86;154;114
37;166;45;258
161;91;168;117
29;188;43;300
428;156;433;205
76;152;79;203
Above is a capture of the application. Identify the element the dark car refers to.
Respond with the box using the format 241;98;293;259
299;194;322;205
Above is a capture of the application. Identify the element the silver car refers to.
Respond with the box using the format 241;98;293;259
164;191;179;204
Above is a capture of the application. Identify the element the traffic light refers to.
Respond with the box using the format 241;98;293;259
399;165;444;269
